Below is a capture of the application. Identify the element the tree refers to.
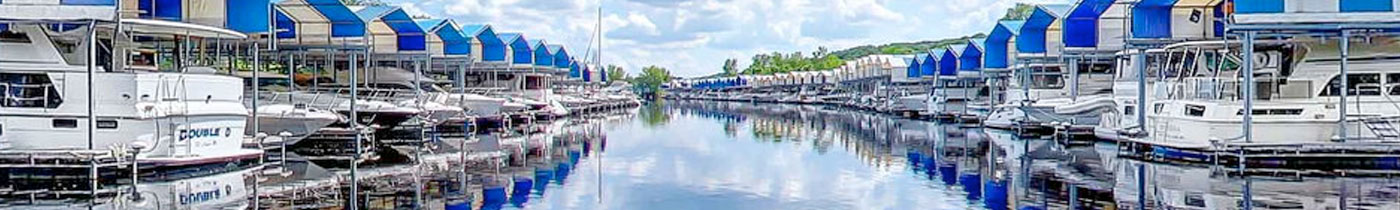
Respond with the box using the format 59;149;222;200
722;59;738;76
606;65;628;84
1000;3;1036;21
634;65;672;96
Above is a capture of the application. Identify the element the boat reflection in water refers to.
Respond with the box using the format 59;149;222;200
673;101;1400;210
4;166;256;210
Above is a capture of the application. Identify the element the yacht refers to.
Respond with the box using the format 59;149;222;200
1126;38;1400;149
239;72;343;146
984;62;1114;133
0;22;260;167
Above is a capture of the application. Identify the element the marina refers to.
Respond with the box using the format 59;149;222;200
5;0;1400;209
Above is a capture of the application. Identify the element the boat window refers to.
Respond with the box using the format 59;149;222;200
1124;105;1135;116
1237;109;1303;115
1387;73;1400;95
0;73;63;108
1154;103;1165;114
1184;105;1205;117
0;31;29;43
1321;73;1382;96
96;120;118;129
52;119;77;128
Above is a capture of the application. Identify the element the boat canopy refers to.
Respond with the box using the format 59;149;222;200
1017;4;1072;55
463;24;506;62
920;53;937;77
959;40;983;71
531;39;553;66
984;21;1024;69
939;46;960;77
906;56;922;78
569;61;581;78
583;64;592;82
119;18;249;39
0;0;116;20
128;0;271;33
417;19;470;56
1133;0;1225;39
498;33;533;65
1234;0;1400;29
274;0;365;45
550;45;570;69
1064;0;1127;51
354;6;426;53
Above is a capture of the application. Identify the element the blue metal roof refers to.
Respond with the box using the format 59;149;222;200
133;0;270;33
570;61;582;78
1064;0;1114;48
920;53;938;77
417;19;470;55
960;40;983;71
463;24;507;62
1132;0;1175;39
355;6;426;51
906;56;922;78
550;45;571;69
1236;0;1397;14
532;40;553;66
984;21;1024;69
939;47;960;76
275;0;365;38
498;33;533;65
1017;4;1072;54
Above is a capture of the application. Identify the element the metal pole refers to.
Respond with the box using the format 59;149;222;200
253;43;261;137
1338;30;1350;141
1242;32;1256;143
87;20;97;150
1136;50;1147;133
1069;56;1079;100
349;52;361;210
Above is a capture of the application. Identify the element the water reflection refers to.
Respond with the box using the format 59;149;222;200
9;101;1400;209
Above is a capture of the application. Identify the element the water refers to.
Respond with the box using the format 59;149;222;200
9;101;1400;209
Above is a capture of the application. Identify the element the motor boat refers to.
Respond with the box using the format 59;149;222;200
246;104;343;146
0;22;261;167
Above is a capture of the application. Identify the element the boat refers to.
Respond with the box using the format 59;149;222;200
0;21;261;168
239;72;344;146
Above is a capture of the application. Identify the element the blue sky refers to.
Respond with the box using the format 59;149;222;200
387;0;1067;77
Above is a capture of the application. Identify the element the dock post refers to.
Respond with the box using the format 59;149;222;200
1135;49;1146;137
1242;31;1256;143
349;52;361;210
1338;30;1350;141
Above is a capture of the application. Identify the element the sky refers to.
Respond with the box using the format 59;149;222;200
385;0;1068;77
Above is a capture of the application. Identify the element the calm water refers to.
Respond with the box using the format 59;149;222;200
13;101;1400;209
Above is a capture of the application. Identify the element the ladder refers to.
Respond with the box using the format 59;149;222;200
1361;116;1400;139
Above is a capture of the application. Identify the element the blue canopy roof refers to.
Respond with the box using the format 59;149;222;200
1017;4;1072;54
960;41;983;71
906;57;922;78
355;6;426;51
276;0;365;38
417;19;470;55
570;61;582;78
550;45;571;69
498;33;533;65
134;0;271;33
1131;0;1175;39
583;65;593;82
939;46;961;76
531;40;553;66
984;21;1024;69
463;24;507;62
920;53;938;77
1064;0;1115;48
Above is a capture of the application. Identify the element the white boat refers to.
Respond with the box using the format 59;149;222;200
0;22;261;167
1126;38;1400;148
247;104;343;145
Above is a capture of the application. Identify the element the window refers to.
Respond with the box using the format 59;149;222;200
0;31;29;43
52;119;77;128
1124;105;1135;116
1;73;63;108
1154;104;1165;114
1237;109;1303;115
1322;73;1382;96
1185;105;1205;117
96;120;118;129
